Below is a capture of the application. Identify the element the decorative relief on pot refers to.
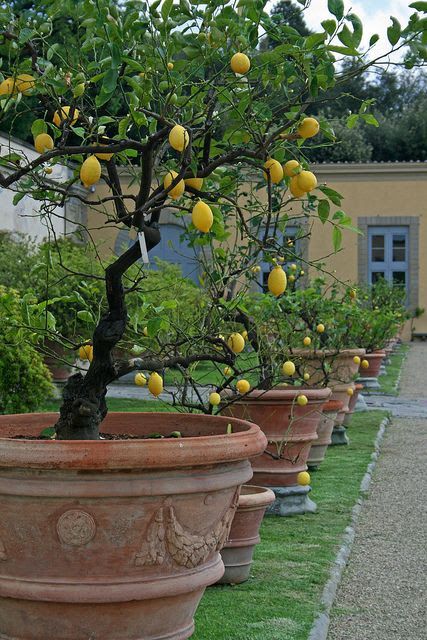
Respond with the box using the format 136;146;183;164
0;537;7;561
57;509;96;547
135;490;239;569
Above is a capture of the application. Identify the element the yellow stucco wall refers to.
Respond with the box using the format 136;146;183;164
87;162;427;335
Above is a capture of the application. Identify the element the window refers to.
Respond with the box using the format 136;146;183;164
368;226;409;295
259;226;301;291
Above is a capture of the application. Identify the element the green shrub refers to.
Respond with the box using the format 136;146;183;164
0;287;54;414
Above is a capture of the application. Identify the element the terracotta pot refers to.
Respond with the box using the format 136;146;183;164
218;485;275;585
0;412;266;640
360;351;386;378
343;382;364;427
222;388;331;488
331;382;355;426
307;399;343;469
291;348;366;387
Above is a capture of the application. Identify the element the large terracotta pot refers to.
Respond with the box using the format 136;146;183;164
0;412;266;640
218;485;275;585
291;348;365;387
331;382;355;426
222;388;330;488
343;383;364;427
307;399;343;470
361;351;386;378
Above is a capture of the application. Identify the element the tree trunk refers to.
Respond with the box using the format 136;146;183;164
55;226;161;440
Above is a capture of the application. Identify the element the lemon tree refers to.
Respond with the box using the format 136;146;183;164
0;0;425;439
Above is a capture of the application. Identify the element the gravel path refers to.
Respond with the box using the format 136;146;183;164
327;343;427;640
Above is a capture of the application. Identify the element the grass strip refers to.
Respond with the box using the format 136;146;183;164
374;344;409;396
38;397;174;413
193;410;389;640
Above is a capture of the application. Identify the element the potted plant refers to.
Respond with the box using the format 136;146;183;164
0;0;423;637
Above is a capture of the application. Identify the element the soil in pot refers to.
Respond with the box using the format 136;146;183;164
217;485;275;585
0;412;266;640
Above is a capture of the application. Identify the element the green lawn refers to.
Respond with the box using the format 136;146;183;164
375;344;409;395
193;410;389;640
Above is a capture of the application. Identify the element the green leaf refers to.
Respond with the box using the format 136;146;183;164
361;113;379;127
322;19;337;35
18;27;36;44
77;310;94;323
346;113;359;129
47;43;60;61
409;2;427;11
328;0;344;21
161;0;174;22
332;226;342;252
103;67;118;93
387;17;401;46
31;119;47;137
327;45;359;56
347;13;363;48
305;32;327;49
338;25;355;48
369;33;380;47
13;192;26;206
318;199;330;224
318;185;343;206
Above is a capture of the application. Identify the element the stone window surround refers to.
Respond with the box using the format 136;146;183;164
358;216;419;310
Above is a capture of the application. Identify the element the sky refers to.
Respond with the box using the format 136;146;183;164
266;0;416;60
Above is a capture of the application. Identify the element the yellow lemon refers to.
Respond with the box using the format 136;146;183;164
230;52;251;74
148;372;163;397
44;167;53;174
297;117;320;139
34;133;54;154
192;200;213;233
353;356;361;365
0;78;15;96
80;155;102;187
303;336;311;346
228;332;245;354
241;330;248;340
167;62;174;70
135;372;147;386
361;359;369;369
283;159;301;177
236;379;251;394
143;326;149;336
53;105;79;127
164;170;185;199
267;266;287;296
297;170;317;193
282;361;296;376
277;256;285;263
347;387;354;397
263;158;283;184
185;176;203;191
15;74;36;94
251;265;261;273
297;470;311;486
78;344;93;361
300;270;305;275
288;274;295;283
316;323;325;333
223;366;232;376
290;263;297;271
297;394;308;407
73;82;85;98
95;144;113;161
290;176;306;197
209;392;221;406
168;124;189;152
303;372;310;381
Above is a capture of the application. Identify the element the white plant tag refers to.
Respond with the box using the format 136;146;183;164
138;231;149;264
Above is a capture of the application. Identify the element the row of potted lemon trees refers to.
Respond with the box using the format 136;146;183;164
0;0;424;638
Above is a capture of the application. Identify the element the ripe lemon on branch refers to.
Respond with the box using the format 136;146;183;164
283;159;301;177
290;176;306;198
78;344;93;362
297;170;317;193
209;392;221;406
80;155;102;187
163;170;185;200
236;379;251;394
168;125;189;152
297;117;319;139
15;74;36;94
192;200;213;232
148;372;163;397
267;266;287;296
34;133;54;154
53;105;79;127
135;373;147;386
185;176;203;191
0;78;15;95
282;361;296;376
263;158;283;184
230;52;251;74
227;333;245;354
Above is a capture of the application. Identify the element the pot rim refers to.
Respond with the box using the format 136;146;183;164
223;387;331;403
323;399;343;411
238;484;276;508
0;412;267;471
